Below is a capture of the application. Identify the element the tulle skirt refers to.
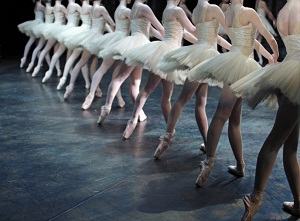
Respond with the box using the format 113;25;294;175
93;31;128;54
230;53;300;108
31;22;48;38
99;33;149;60
43;23;68;40
18;19;43;37
82;32;105;55
188;50;261;88
60;25;91;49
124;40;184;84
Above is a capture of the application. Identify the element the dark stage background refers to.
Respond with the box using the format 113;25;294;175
1;0;286;60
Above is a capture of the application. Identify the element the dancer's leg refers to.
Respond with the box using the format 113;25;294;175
81;58;116;110
26;37;46;72
227;97;244;177
153;79;200;158
57;48;82;90
123;72;162;139
160;79;174;122
53;43;62;77
195;83;208;147
242;97;300;220
195;84;238;186
97;61;135;124
32;39;56;77
44;43;67;80
20;36;36;68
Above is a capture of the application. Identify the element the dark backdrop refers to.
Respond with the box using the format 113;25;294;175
1;0;285;59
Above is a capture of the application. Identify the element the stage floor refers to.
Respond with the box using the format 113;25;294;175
0;58;299;221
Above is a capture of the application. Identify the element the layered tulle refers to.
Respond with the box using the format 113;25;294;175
18;11;44;36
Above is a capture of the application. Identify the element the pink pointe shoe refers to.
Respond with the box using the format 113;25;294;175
123;119;137;139
195;159;214;187
97;105;111;125
82;93;94;110
42;70;52;83
282;201;300;217
153;133;174;159
138;110;147;122
241;194;262;221
64;84;74;99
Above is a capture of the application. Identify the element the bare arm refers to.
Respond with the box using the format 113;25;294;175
149;26;164;40
179;2;192;20
254;40;274;64
217;35;231;50
140;5;164;37
210;5;229;35
261;1;276;27
183;30;198;44
101;8;116;29
174;7;196;34
245;8;279;61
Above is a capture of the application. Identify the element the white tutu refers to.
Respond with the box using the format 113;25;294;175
42;11;66;40
125;21;185;84
88;19;130;56
62;14;92;50
230;34;300;108
81;17;107;55
18;11;44;36
31;14;54;38
99;18;150;60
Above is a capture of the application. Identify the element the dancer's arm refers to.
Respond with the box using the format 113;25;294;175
217;35;231;50
243;8;279;61
139;4;164;37
183;30;198;44
174;7;196;35
253;40;274;64
210;5;229;35
260;1;277;27
179;0;192;20
149;26;164;40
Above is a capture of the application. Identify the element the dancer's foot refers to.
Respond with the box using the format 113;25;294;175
154;133;174;159
82;93;94;110
283;202;300;216
57;69;62;77
57;77;67;90
42;70;52;83
200;143;206;153
117;97;125;108
97;105;111;125
123;119;137;139
64;84;74;99
26;62;34;72
228;161;245;177
241;194;262;221
85;82;90;90
95;87;102;98
32;65;40;77
138;110;147;122
20;57;26;68
195;159;214;187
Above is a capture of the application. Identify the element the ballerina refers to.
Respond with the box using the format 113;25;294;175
121;0;198;139
26;0;66;74
18;0;45;68
56;0;93;91
31;0;67;77
40;0;81;82
229;0;300;219
255;0;277;65
63;0;116;99
81;0;132;110
186;0;278;187
153;0;231;158
96;0;165;125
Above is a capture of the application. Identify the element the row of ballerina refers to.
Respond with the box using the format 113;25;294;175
18;0;300;220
